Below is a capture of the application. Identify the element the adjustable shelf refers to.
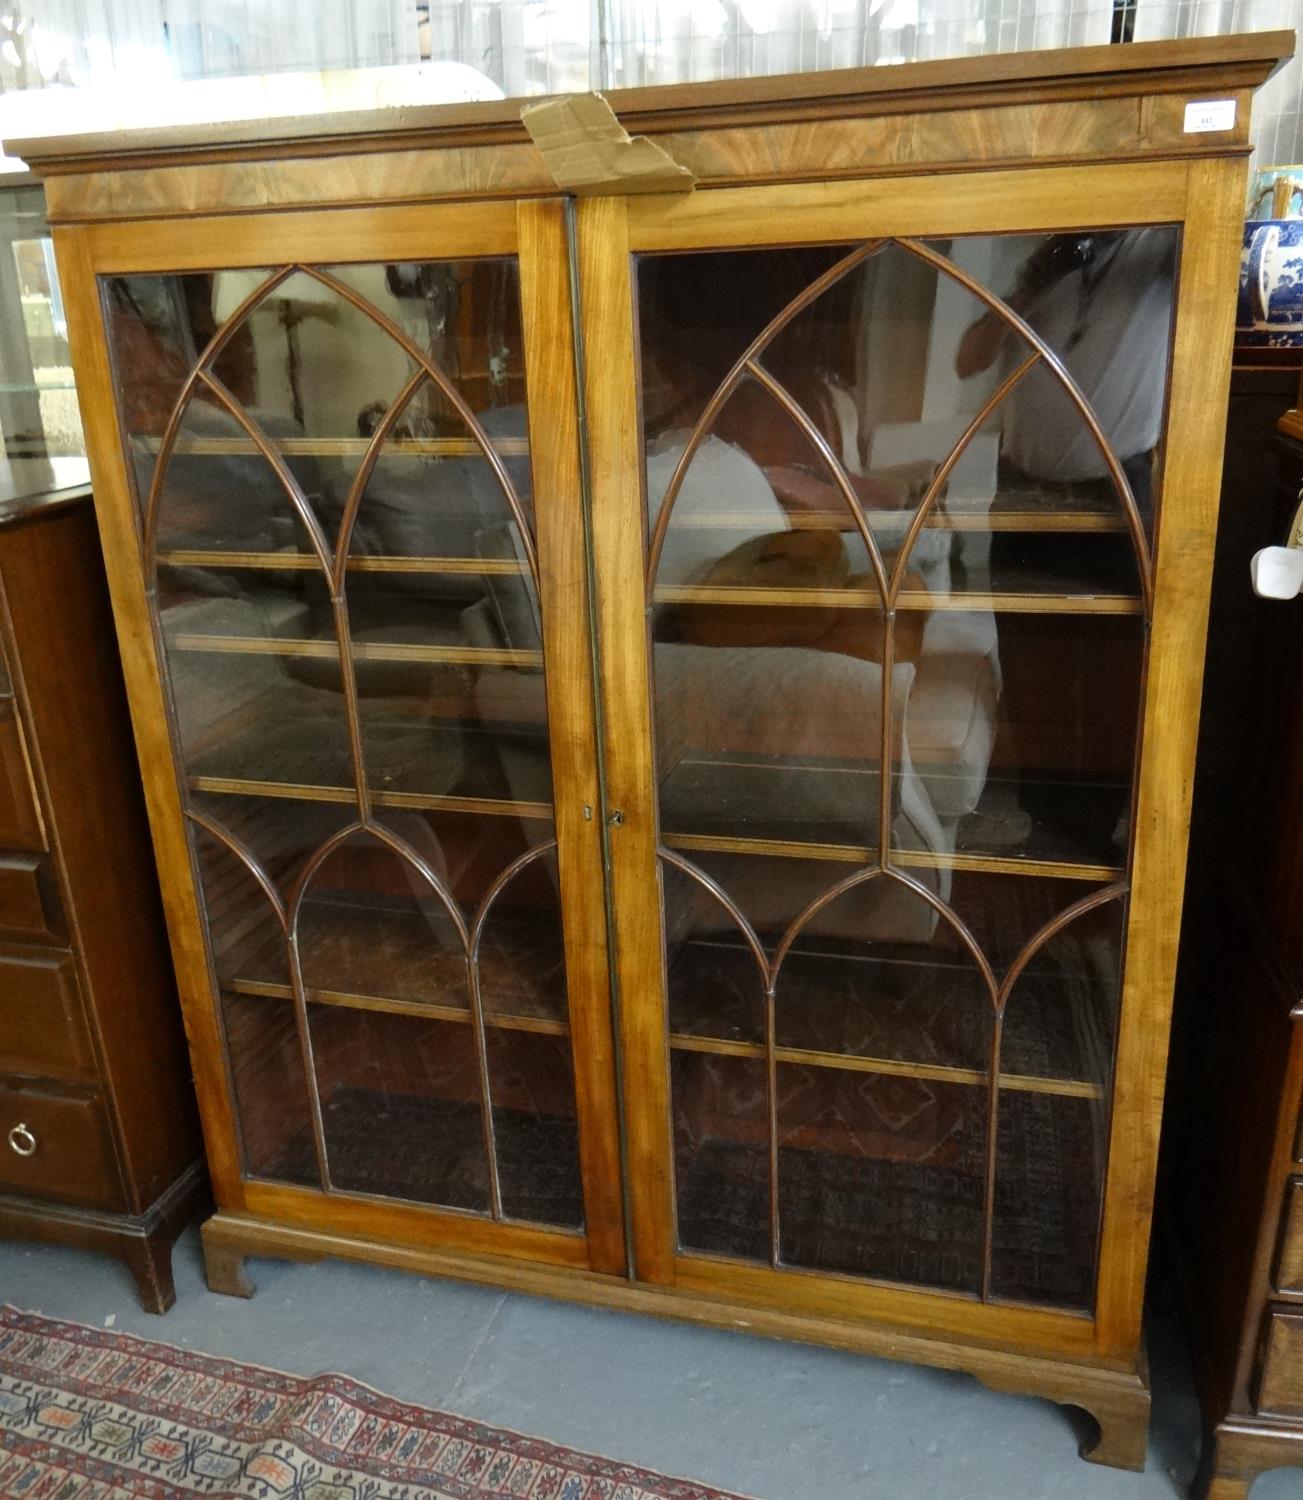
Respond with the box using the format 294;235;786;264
661;830;1121;883
654;583;1142;617
666;504;1129;536
222;901;569;1038
160;550;531;576
665;934;1112;1102
191;776;551;821
136;434;531;457
184;710;552;820
169;632;542;669
666;1030;1102;1100
223;921;1106;1098
230;976;570;1037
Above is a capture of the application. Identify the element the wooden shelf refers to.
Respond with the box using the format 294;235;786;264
190;775;551;821
209;837;1113;1104
137;434;530;457
160;550;531;576
667;1030;1102;1100
654;584;1141;616
230;976;569;1037
666;934;1112;1101
181;700;553;819
227;939;1104;1099
662;830;1121;882
667;507;1128;536
219;900;569;1037
170;632;542;669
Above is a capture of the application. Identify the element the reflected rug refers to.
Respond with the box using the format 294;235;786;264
0;1307;753;1499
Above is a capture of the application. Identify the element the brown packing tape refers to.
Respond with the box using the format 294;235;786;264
521;93;695;196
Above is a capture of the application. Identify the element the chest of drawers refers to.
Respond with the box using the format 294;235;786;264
1167;396;1303;1498
0;471;203;1311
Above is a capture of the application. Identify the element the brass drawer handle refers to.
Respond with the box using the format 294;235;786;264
7;1122;36;1157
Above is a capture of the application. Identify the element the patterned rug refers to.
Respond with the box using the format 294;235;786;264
0;1307;754;1500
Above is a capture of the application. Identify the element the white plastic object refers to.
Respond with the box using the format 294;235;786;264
1251;545;1303;599
1250;490;1303;599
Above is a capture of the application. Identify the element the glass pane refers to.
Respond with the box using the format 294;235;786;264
774;877;991;1073
639;229;1168;1311
308;1003;490;1211
222;992;318;1187
0;183;86;469
989;898;1125;1312
297;834;469;1012
673;1050;770;1262
902;610;1143;872
777;1069;986;1292
105;256;582;1234
477;845;569;1029
664;854;768;1050
487;1029;583;1228
654;602;889;850
190;791;354;902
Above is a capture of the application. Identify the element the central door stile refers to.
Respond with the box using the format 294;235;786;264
572;193;680;1287
517;197;628;1276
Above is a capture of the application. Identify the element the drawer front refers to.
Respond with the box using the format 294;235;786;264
0;1079;122;1210
1277;1178;1303;1293
0;854;63;943
1257;1309;1303;1417
0;947;92;1081
0;697;44;853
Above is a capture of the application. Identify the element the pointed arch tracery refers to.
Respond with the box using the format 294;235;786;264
144;257;551;1218
648;232;1147;1299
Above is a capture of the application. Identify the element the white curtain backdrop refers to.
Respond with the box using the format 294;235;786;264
423;0;1116;94
0;0;1296;164
1132;0;1302;165
0;0;420;90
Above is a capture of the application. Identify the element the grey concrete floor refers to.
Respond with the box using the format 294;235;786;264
2;1228;1301;1499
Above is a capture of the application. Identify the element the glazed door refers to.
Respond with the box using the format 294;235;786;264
61;202;625;1273
581;161;1240;1353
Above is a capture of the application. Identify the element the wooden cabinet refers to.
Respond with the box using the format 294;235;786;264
0;471;204;1311
1165;404;1303;1500
28;31;1289;1465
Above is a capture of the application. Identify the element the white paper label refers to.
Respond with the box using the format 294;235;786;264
1184;99;1237;133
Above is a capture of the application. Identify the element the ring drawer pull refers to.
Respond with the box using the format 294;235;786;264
7;1122;36;1157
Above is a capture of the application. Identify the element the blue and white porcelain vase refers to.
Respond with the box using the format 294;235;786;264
1237;220;1303;348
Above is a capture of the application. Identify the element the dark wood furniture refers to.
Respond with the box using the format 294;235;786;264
0;459;203;1312
1165;368;1303;1499
23;31;1291;1463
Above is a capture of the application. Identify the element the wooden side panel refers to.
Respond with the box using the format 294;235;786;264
1094;156;1250;1358
516;197;627;1276
577;195;677;1284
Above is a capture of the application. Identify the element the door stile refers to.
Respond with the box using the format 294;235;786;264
1092;154;1250;1358
574;194;679;1285
52;227;247;1207
517;197;627;1275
